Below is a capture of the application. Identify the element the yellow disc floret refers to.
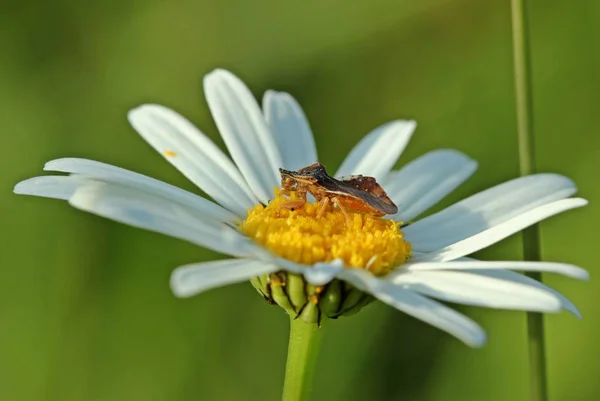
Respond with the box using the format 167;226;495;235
240;190;411;276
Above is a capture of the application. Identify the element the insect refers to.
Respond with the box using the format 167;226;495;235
278;163;398;220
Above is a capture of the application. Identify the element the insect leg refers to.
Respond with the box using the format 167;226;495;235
316;197;330;219
276;190;307;216
276;200;306;216
332;197;351;225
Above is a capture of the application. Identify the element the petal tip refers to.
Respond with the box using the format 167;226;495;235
13;179;32;195
209;67;230;75
43;158;68;172
127;104;161;122
568;307;583;319
390;119;417;130
536;173;578;193
129;103;155;112
469;336;487;348
563;264;590;281
169;269;193;298
204;68;236;85
462;327;487;348
456;326;487;348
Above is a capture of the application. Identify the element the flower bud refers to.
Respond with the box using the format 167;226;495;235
251;271;374;324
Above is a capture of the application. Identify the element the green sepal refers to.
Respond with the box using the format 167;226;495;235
319;280;342;317
270;273;297;315
249;276;266;297
250;271;372;322
341;294;374;317
287;273;308;308
339;284;363;312
298;301;320;324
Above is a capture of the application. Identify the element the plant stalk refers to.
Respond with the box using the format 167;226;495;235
282;319;324;401
510;0;548;400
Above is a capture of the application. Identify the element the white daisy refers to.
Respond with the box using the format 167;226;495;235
14;69;588;347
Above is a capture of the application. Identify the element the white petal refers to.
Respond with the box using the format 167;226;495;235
128;104;258;216
68;181;256;257
420;257;584;317
405;174;578;251
171;259;278;298
263;90;317;171
271;259;345;285
44;158;238;224
389;270;561;312
412;198;587;262
204;69;283;204
272;258;311;275
335;120;416;181
383;149;477;221
303;260;344;285
338;268;486;347
469;269;582;317
402;260;589;280
14;175;90;200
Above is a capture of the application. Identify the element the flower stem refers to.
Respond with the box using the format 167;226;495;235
510;1;548;400
282;318;324;401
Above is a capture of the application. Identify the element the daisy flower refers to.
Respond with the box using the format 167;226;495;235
14;69;588;347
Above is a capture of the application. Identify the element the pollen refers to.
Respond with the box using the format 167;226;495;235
240;190;411;276
163;150;177;157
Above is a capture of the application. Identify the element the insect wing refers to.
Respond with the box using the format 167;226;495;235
336;176;398;215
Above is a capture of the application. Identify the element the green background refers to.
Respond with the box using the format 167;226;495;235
2;1;598;400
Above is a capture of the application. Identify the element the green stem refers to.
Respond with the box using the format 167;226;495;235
510;1;548;400
282;319;324;401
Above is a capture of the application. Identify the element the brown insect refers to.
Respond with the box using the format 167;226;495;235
278;163;398;220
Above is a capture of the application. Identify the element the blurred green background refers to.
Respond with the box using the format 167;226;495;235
2;0;599;400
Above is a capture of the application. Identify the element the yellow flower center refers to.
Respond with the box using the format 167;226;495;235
240;190;411;276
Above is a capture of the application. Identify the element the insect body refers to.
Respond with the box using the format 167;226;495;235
278;163;398;220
